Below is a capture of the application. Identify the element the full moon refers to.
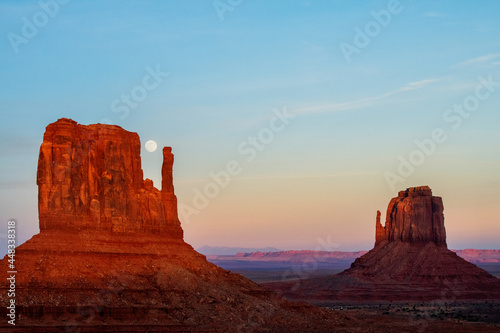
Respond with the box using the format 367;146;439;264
145;140;157;153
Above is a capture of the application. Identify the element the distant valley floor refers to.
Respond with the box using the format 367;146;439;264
205;250;500;283
207;252;500;329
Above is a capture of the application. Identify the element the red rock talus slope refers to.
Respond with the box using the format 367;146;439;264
0;119;355;332
2;230;360;332
264;186;500;302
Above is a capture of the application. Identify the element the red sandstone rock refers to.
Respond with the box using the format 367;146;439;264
264;186;500;302
37;118;182;237
1;118;356;332
376;186;446;246
375;210;385;246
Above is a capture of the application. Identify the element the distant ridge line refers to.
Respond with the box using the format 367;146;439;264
201;248;500;264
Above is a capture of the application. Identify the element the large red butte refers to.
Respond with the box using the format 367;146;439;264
37;118;182;237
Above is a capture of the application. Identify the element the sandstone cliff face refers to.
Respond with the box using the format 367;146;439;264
37;118;182;237
375;186;446;246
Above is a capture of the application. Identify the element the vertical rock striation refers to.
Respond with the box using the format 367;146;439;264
36;118;182;238
375;186;446;246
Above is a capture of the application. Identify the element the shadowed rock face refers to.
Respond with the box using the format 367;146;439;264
375;186;446;246
264;186;500;302
37;118;182;237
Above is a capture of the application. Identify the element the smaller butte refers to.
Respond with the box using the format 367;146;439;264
264;186;500;302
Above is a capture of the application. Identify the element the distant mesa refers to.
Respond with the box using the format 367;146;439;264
197;245;282;256
453;249;500;264
264;186;500;302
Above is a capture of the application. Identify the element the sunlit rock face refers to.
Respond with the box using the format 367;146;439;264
375;186;446;246
1;118;354;332
37;118;182;238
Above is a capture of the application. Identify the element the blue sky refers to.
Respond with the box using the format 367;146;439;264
1;0;499;252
